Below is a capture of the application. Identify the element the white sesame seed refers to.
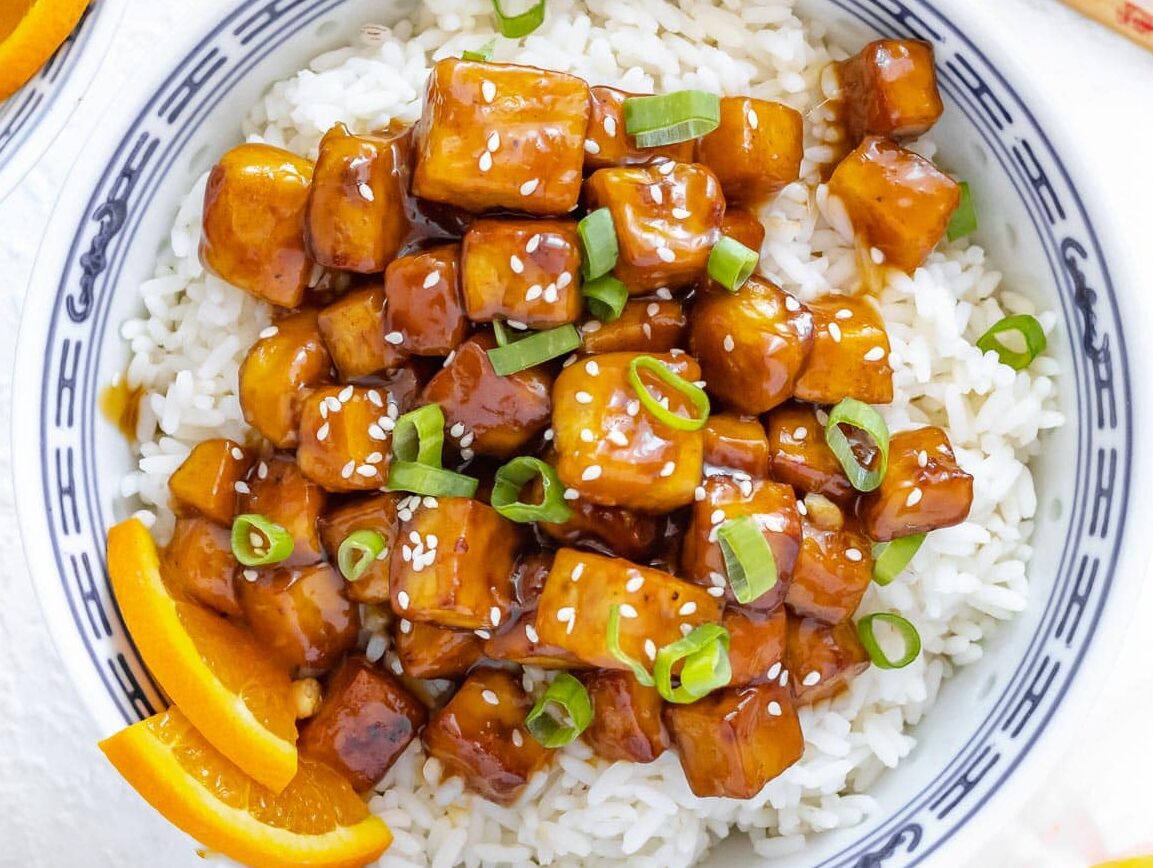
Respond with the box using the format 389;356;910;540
646;302;660;317
233;480;250;494
656;246;676;263
619;603;638;619
836;308;854;320
557;606;575;622
626;400;640;417
379;416;395;432
356;464;377;477
584;360;600;376
797;499;808;516
870;246;884;264
709;571;726;587
426;534;438;549
779;670;790;687
368;424;387;440
385;331;404;345
603;115;617;137
803;671;822;687
481;79;495;103
845;547;863;562
525;623;540;643
571;563;586;582
526;234;541;254
580;428;595;443
563;488;580;501
481;689;500;706
707;586;725;597
366;451;384;464
242;569;258;583
695;486;707;502
607;430;629;446
918;450;929;468
409;531;421;545
767;701;782;717
723;334;735;352
487;130;500;152
422;271;440;289
325;396;343;412
490;606;502;626
387;403;400;420
449;422;465;438
556;272;573;289
543;284;559;304
679;601;697;616
341;460;355;479
794;426;808;440
657;161;675;176
680;623;694;636
828;322;843;343
582;320;602;334
357;182;375;202
400;619;412;635
258;326;279;340
479;151;493;172
459;431;475;448
507;320;526;331
397;590;410;609
906;487;924;507
659;461;676;477
767;662;782;681
642;323;652;339
710;509;726;525
864;346;886;362
398;509;413;522
584;138;601;154
230;446;245;461
644;639;657;661
316;422;330;441
338;385;354;403
249;531;264;550
257;462;268;480
512;729;524;747
747;107;759;129
575;390;593;404
474;628;492;640
509;254;525;274
423;496;438;508
655;287;673;300
525;284;543;302
582;464;603;481
650;185;664;205
626;575;645;593
543;427;554;441
785;295;801;312
520;178;540;196
672;207;691;220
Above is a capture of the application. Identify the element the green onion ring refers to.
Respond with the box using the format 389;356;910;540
489;0;545;38
391;403;445;467
857;612;922;669
976;314;1047;371
337;530;388;582
386;461;479;498
707;236;759;291
622;91;720;148
461;39;495;62
946;181;977;241
627;355;710;432
653;623;732;704
717;516;779;604
491;456;573;524
578;208;619;281
524;672;593;747
492;319;512;347
824;398;890;492
606;604;655;686
487;324;582;376
582;274;628;322
230;514;294;567
871;533;926;586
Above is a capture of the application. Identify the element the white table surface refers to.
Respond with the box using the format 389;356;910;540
1;1;1151;865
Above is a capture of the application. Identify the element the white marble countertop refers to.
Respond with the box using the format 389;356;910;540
1;0;1151;865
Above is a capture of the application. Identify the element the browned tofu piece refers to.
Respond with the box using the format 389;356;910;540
689;278;813;415
241;455;327;567
318;286;406;380
161;517;241;617
828;137;960;273
239;310;333;449
484;553;584;669
168;438;251;525
239;562;359;670
839;39;943;143
665;682;803;799
201;143;314;307
537;491;662;562
765;402;855;503
579;299;686;355
535;548;722;670
581;669;669;763
422;667;551;805
582;86;695;170
726;607;787;688
318;494;399;604
299;656;427;791
585;162;725;293
858;426;973;541
413;58;590;215
786;616;870;705
680;476;802;612
787;510;874;624
296;385;392;493
382;245;470;357
305;123;409;273
719;208;767;253
697;97;803;205
394;619;484;679
794;295;893;405
703;414;771;478
389;497;519;630
553;351;705;513
422;334;552;459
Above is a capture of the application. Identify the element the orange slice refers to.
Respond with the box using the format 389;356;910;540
107;518;298;792
0;0;92;101
100;706;392;868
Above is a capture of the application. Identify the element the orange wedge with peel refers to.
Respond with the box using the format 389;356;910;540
100;706;392;868
107;518;298;792
0;0;92;101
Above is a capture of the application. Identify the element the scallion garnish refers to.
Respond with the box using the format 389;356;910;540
707;236;759;291
489;0;545;38
578;208;619;280
492;319;512;347
386;461;479;498
230;514;294;567
622;90;720;148
872;533;925;586
824;398;890;492
337;530;388;582
976;314;1046;370
487;324;582;375
524;672;592;747
491;456;573;524
717;516;778;604
653;623;732;704
582;274;628;322
857;612;922;669
462;39;495;62
392;403;445;466
627;355;710;431
606;604;655;686
947;181;977;241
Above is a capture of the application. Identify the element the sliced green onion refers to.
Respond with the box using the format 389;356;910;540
857;613;922;669
976;314;1047;370
872;533;925;586
489;0;545;38
622;90;720;148
462;39;495;62
717;516;778;604
524;672;592;747
824;398;890;492
487;324;581;375
230;514;294;567
391;403;445;467
491;456;573;523
947;181;977;241
337;530;387;582
582;275;628;322
707;236;759;291
492;319;512;347
579;208;619;280
607;604;655;686
653;624;732;704
386;461;478;498
627;355;710;432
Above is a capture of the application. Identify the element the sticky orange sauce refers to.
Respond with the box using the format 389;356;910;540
100;377;144;442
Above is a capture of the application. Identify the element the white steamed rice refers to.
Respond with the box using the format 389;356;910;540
116;0;1065;864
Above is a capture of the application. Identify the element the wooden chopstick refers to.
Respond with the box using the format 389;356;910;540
1058;0;1153;52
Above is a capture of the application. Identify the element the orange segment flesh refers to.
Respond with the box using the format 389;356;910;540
0;0;91;101
100;707;392;868
107;518;298;792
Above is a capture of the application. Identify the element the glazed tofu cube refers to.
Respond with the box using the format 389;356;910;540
201;143;314;307
580;669;669;763
552;351;705;513
725;607;787;688
794;295;893;404
168;438;251;525
483;612;584;669
297;386;392;493
680;476;802;612
828;137;960;273
719;208;767;253
585;162;725;293
689;277;813;415
839;39;944;142
698;97;803;205
422;334;552;458
582;86;695;170
161;517;241;617
394;619;484;679
241;455;327;567
765;402;855;503
383;244;470;357
579;299;686;355
318;286;406;380
535;549;722;670
239;562;359;670
318;494;399;604
858;426;974;541
298;656;427;791
665;683;803;799
413;58;590;215
537;491;662;562
390;497;520;630
461;219;582;326
703;414;772;478
305;123;410;273
786;616;870;705
787;511;874;624
239;310;333;449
